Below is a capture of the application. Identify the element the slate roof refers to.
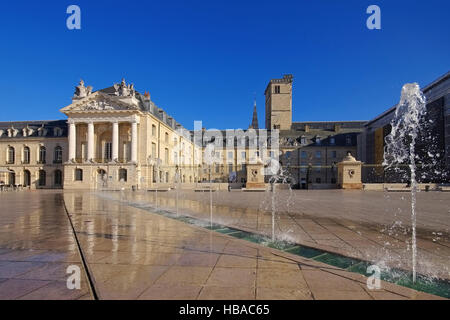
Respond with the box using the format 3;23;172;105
0;120;67;139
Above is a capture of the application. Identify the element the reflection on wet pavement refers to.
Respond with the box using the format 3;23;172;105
0;190;91;300
109;190;450;280
61;191;443;300
0;190;445;300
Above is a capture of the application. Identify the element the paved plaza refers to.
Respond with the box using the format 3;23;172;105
0;190;447;300
113;189;450;280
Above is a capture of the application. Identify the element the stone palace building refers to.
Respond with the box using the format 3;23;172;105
1;72;448;189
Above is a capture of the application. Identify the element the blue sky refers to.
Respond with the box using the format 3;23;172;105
0;0;449;129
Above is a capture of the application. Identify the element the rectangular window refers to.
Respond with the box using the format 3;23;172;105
315;151;321;158
75;169;83;181
330;137;336;145
152;125;156;136
300;164;307;173
228;151;233;159
331;151;337;158
301;137;307;145
152;143;156;158
274;85;280;94
165;132;169;143
301;151;307;159
315;163;321;172
241;151;246;159
104;142;112;161
165;148;169;164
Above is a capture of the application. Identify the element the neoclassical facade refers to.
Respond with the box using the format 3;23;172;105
61;79;202;190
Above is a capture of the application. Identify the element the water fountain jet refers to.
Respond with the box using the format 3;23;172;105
383;83;426;283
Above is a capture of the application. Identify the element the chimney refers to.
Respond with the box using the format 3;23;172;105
168;116;175;129
143;91;151;111
158;109;166;122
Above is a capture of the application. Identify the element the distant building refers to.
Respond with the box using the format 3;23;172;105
264;74;366;188
359;71;450;183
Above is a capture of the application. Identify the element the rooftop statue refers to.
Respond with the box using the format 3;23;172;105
114;78;135;97
73;79;93;98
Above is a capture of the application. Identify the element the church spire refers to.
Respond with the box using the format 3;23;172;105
249;98;259;129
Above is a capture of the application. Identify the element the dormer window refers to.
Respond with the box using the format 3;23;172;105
330;137;335;145
300;136;307;145
345;135;352;145
53;127;63;137
37;126;47;137
315;136;321;145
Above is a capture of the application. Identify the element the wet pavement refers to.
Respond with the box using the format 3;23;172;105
0;190;92;300
0;190;445;299
111;189;450;280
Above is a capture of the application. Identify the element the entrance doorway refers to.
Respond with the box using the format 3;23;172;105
97;169;107;188
23;170;31;187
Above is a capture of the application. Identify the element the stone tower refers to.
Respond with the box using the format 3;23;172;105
264;74;293;130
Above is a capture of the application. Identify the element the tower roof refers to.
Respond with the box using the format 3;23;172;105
249;99;259;129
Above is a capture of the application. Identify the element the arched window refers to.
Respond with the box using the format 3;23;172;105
54;170;62;186
23;146;30;164
39;146;46;164
7;146;15;164
38;170;46;186
54;146;62;163
119;169;127;182
75;169;83;181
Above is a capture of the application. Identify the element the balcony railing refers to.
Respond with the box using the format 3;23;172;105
73;158;132;164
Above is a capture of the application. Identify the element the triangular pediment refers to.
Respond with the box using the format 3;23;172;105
60;92;141;114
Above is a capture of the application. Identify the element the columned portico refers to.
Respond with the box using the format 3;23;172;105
65;113;139;165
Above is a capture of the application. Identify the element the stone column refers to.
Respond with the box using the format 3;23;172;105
131;121;138;163
87;122;94;162
69;122;76;162
112;121;119;162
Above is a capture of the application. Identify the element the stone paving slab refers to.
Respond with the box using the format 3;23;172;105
62;191;443;300
121;190;450;280
0;190;93;300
